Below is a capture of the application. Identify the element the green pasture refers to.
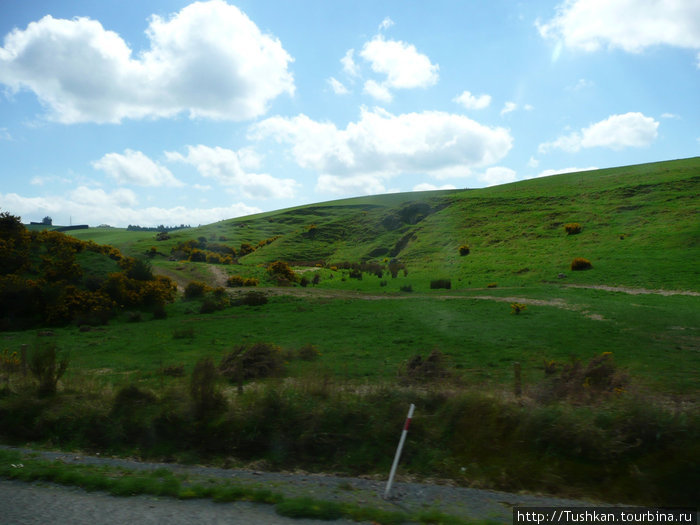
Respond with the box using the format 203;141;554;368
2;284;697;394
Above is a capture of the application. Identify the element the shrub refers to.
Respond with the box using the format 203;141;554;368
239;291;267;306
400;285;413;292
536;352;628;403
510;303;527;315
299;276;309;287
155;231;170;241
297;344;320;361
459;244;470;256
227;275;244;287
184;281;209;299
430;279;451;290
399;349;450;384
190;357;226;418
243;278;258;287
571;257;593;271
28;341;69;396
487;282;498;288
219;343;284;383
565;223;582;235
268;261;297;283
348;269;362;280
311;274;320;286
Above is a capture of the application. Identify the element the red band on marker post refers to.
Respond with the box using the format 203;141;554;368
403;418;412;431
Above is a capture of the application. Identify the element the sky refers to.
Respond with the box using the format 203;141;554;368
0;0;698;227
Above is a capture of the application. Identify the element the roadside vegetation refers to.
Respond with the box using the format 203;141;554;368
0;158;698;508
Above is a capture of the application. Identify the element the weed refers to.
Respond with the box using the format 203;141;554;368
510;303;527;315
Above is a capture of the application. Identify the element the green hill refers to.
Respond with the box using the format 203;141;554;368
72;157;699;292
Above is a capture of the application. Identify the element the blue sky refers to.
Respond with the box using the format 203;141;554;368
1;0;698;227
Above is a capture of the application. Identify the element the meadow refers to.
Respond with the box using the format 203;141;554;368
1;158;698;509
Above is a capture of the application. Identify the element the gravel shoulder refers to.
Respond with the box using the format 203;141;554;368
1;445;612;523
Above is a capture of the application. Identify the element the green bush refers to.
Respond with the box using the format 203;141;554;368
565;223;583;235
459;244;470;256
430;279;451;289
219;343;284;382
571;257;593;271
190;357;226;418
184;281;209;299
28;341;69;396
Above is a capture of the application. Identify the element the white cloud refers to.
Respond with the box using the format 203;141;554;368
534;166;598;178
251;107;513;183
328;77;349;95
0;128;11;141
378;17;395;31
454;91;491;110
0;1;294;123
478;167;517;186
166;144;298;199
363;79;393;102
360;35;438;89
539;112;659;153
92;149;182;187
501;102;517;116
316;174;387;196
527;157;540;168
661;113;681;119
413;183;457;192
537;0;700;65
0;188;259;227
568;78;594;91
341;49;360;77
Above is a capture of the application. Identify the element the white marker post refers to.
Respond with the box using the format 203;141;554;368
384;403;415;499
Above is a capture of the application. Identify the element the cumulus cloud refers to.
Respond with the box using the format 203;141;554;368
412;183;457;192
454;91;491;110
92;149;182;187
327;77;349;95
360;35;438;89
316;174;388;196
537;0;700;66
533;166;598;178
363;79;393;102
358;35;438;101
539;112;659;153
478;167;517;186
0;188;259;227
0;1;294;123
166;144;298;199
251;107;513;186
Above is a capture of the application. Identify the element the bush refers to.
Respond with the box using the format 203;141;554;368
239;291;267;306
296;344;320;361
219;343;284;383
184;281;209;299
565;223;582;235
571;257;593;271
190;357;226;418
28;341;69;396
267;261;297;283
399;349;450;384
536;352;628;403
430;279;451;290
510;303;527;315
400;285;413;292
459;244;470;256
161;364;185;377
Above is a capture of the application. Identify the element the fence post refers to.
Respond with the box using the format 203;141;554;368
384;403;415;499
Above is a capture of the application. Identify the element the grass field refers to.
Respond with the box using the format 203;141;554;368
2;158;698;505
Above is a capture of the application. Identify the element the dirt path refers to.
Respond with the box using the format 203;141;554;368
563;284;700;296
0;446;610;524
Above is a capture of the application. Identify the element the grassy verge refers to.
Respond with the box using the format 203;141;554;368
0;448;487;524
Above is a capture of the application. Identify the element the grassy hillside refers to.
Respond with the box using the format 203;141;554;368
69;157;699;292
2;158;698;506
